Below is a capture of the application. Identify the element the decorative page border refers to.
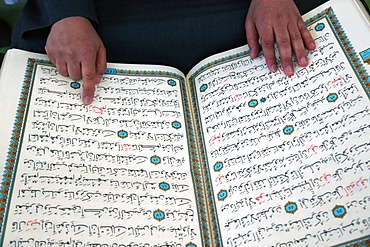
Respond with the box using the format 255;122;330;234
187;7;370;246
0;60;211;246
333;234;370;247
307;7;370;98
0;57;42;236
188;49;250;246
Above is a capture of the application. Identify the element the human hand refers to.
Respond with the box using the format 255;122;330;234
45;16;106;105
245;0;316;76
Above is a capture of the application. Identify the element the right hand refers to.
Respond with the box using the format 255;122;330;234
245;0;316;76
45;16;107;105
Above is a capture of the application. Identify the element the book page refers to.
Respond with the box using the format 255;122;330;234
0;50;205;246
187;0;370;246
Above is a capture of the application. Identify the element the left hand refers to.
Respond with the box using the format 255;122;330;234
245;0;316;76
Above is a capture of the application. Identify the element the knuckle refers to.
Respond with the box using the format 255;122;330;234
45;46;57;58
290;32;302;41
298;24;308;32
69;73;81;81
83;85;94;93
277;38;290;48
79;45;98;58
64;49;78;59
260;39;275;47
83;71;95;81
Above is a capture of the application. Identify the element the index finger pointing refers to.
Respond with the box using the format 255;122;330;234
81;57;97;105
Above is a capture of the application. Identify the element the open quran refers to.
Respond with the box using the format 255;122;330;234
0;0;369;246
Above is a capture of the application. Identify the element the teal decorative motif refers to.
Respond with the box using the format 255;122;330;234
284;201;298;214
153;209;165;222
171;121;181;129
315;22;325;31
217;190;228;201
327;93;339;103
199;84;208;92
360;48;370;65
213;162;224;172
117;130;128;139
167;79;176;87
260;97;267;103
70;81;81;90
332;205;347;218
150;155;161;165
105;68;118;74
283;125;294;135
159;182;170;191
248;99;258;108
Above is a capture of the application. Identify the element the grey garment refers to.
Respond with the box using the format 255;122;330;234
11;0;328;73
92;0;250;72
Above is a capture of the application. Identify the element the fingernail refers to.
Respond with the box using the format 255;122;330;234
285;66;293;75
83;96;92;105
310;42;316;49
300;57;308;66
270;64;277;72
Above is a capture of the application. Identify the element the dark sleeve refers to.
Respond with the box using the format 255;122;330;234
11;0;98;53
